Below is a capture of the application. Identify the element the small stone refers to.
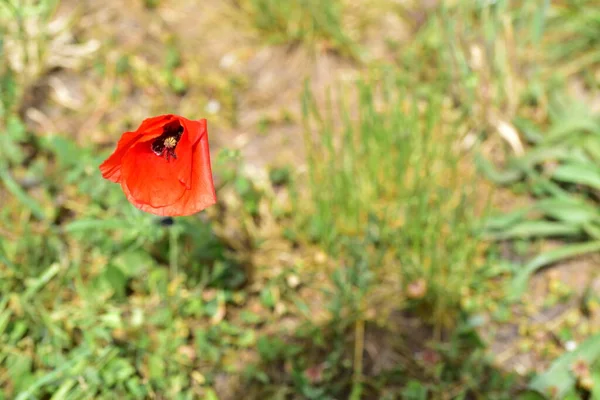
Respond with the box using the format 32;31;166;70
219;53;237;69
205;100;221;114
286;274;300;288
565;340;577;351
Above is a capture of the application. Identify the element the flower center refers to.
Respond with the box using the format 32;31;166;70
164;136;177;148
151;122;183;161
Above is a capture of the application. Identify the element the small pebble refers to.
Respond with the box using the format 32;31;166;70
205;100;221;114
565;340;577;351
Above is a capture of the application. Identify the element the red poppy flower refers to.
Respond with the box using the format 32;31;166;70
99;114;217;216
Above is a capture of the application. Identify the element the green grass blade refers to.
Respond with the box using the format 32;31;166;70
23;263;61;301
63;218;131;233
475;153;522;185
486;221;581;240
534;198;599;225
0;166;45;220
552;162;600;190
509;241;600;301
0;237;14;269
14;349;91;400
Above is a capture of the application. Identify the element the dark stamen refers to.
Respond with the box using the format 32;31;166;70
151;140;165;156
151;122;184;161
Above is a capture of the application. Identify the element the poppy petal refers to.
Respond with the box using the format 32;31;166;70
99;131;143;182
99;115;180;182
100;114;216;217
179;117;206;145
174;127;195;190
136;114;178;137
121;132;216;216
120;139;193;208
166;130;217;214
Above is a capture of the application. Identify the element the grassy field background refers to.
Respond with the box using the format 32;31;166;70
1;0;600;399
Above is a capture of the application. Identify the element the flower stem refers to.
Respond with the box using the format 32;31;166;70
169;224;179;281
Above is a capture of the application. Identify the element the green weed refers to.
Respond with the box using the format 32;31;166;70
238;0;361;58
300;69;487;329
543;0;600;81
481;97;600;301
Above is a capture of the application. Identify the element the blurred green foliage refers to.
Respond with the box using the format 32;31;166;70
482;98;600;301
238;0;361;58
301;72;485;329
1;0;600;399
